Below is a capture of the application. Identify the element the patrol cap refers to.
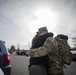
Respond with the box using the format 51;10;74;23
57;34;68;40
37;26;48;33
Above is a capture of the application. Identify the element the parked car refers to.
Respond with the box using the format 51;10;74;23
20;50;26;55
71;50;76;60
16;50;21;55
16;50;26;55
0;40;11;75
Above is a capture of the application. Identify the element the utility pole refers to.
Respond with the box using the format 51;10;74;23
17;42;20;50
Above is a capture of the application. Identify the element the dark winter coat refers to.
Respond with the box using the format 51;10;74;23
29;32;53;66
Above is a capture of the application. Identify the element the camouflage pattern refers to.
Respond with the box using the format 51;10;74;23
28;37;57;57
37;26;48;33
28;36;70;75
28;36;70;58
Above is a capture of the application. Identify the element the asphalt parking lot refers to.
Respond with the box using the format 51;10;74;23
11;55;29;75
10;54;76;75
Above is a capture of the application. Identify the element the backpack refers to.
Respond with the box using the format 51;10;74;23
56;38;73;65
60;51;72;65
55;34;73;65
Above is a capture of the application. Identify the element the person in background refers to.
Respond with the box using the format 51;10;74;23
28;26;54;75
28;34;71;75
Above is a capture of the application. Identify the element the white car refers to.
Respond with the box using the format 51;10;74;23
0;69;4;75
71;50;76;60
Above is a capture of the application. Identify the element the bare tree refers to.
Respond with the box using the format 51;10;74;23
9;45;16;54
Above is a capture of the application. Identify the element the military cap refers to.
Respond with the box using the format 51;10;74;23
37;26;48;33
57;34;68;40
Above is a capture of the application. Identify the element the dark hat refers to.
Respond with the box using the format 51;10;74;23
57;34;68;40
37;26;48;33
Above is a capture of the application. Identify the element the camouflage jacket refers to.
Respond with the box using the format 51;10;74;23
28;37;58;57
28;36;70;58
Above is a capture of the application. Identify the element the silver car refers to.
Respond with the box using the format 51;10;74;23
0;69;4;75
71;50;76;60
0;40;11;75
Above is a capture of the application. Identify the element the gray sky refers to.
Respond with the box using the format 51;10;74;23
0;0;76;49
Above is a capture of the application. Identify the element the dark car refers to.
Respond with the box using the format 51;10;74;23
20;50;26;55
16;50;21;55
0;40;11;75
16;50;26;55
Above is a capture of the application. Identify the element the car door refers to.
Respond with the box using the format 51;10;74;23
0;43;4;68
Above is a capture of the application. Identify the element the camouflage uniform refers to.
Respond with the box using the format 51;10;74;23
28;35;70;75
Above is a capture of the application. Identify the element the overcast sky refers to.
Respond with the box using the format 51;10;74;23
0;0;76;49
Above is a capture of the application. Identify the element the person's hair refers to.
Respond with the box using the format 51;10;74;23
57;34;68;40
49;32;54;37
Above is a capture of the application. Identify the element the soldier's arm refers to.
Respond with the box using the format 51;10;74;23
28;37;55;57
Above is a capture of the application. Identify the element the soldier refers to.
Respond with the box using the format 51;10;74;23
29;26;54;75
28;34;71;75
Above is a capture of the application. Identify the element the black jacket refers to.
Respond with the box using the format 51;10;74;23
30;32;53;65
